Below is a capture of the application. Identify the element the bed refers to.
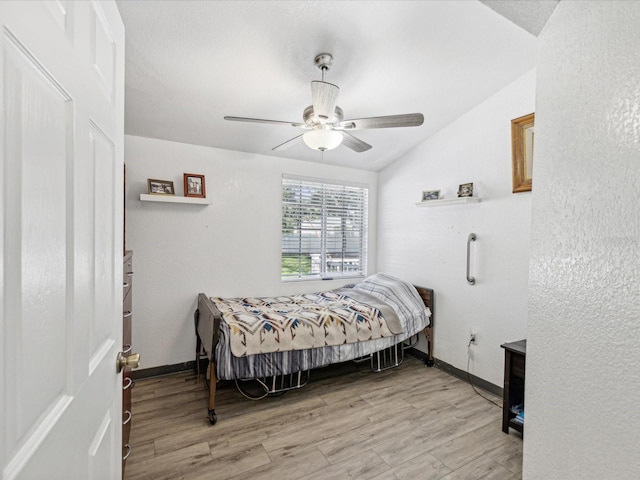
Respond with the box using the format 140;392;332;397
195;273;434;425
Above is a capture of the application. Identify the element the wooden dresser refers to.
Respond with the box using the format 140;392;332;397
122;251;135;471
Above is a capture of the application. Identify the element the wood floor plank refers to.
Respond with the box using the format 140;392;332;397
203;443;272;480
429;422;513;471
438;454;514;480
316;412;419;465
124;357;522;480
371;413;475;468
371;451;451;480
124;441;211;480
155;419;269;458
124;440;154;466
300;448;391;480
485;433;524;475
129;397;210;446
225;447;330;480
258;396;413;455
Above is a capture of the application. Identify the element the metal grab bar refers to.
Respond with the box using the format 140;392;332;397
466;233;476;285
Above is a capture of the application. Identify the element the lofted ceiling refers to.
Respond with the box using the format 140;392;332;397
116;0;557;171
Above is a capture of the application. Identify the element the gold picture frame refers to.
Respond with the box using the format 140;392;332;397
511;113;534;193
147;178;175;195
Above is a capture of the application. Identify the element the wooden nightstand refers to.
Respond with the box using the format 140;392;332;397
501;339;526;434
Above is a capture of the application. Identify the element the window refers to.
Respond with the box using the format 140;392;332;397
282;176;368;280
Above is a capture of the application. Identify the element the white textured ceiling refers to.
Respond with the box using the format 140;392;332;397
116;0;551;171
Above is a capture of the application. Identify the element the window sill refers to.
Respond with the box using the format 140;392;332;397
281;275;365;283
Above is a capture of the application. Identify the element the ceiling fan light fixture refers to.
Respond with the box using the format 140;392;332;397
225;53;424;154
303;128;343;152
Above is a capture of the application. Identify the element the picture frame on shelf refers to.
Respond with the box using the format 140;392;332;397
511;112;534;193
458;182;474;197
421;190;440;201
147;179;175;195
184;173;206;198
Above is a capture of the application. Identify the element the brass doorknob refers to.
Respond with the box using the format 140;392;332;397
116;352;140;373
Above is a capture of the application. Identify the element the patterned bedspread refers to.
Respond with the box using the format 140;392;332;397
212;290;403;357
208;273;432;380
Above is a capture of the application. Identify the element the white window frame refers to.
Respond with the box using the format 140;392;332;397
281;175;368;281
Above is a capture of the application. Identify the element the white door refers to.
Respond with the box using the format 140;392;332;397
1;1;125;479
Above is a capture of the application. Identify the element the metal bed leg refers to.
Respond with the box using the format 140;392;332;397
194;309;200;381
208;361;218;425
424;327;434;367
195;338;202;381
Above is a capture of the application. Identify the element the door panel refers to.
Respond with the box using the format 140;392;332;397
1;1;124;478
90;121;117;375
88;412;116;480
2;21;74;473
44;1;75;43
90;2;117;103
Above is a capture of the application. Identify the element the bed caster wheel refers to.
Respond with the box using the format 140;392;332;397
208;409;217;425
425;359;434;367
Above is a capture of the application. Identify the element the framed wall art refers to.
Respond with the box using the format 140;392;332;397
458;182;474;197
421;190;441;201
184;173;206;198
511;113;534;193
147;178;175;195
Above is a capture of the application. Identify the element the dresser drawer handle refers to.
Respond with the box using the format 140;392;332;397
123;311;133;318
123;444;132;461
122;344;132;355
123;410;132;425
123;377;134;390
123;282;130;288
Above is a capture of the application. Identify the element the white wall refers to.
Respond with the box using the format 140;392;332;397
377;69;536;386
125;135;377;369
524;2;640;478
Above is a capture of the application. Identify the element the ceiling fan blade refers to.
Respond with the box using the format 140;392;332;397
224;116;305;128
272;134;304;151
341;132;372;153
340;113;424;130
311;81;339;121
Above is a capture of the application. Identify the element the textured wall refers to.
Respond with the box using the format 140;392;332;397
377;70;536;386
524;2;640;478
125;136;377;368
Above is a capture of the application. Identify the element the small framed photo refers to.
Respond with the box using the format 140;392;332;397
421;190;441;201
147;179;175;195
458;182;474;197
184;173;206;198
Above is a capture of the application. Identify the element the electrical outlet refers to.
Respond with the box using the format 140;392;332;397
469;331;477;344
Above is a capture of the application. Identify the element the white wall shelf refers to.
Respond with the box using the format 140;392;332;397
140;194;211;205
415;197;481;207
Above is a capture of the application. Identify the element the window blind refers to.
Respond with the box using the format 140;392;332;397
282;176;368;280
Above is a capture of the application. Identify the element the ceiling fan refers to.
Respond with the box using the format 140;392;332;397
224;53;424;153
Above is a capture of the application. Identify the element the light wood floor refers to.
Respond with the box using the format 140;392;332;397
124;357;522;480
